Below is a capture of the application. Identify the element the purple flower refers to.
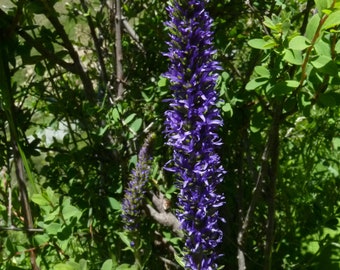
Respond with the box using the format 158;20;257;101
121;133;155;232
163;0;225;269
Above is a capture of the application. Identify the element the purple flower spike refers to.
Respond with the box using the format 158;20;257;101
122;133;155;232
164;0;225;269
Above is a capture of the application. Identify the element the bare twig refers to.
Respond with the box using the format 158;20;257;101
0;226;44;232
145;191;183;237
113;0;125;98
264;104;281;270
237;104;282;270
12;142;40;270
159;256;181;269
122;16;145;52
0;37;40;270
80;0;110;98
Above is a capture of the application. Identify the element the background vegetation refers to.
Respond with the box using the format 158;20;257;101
0;0;339;269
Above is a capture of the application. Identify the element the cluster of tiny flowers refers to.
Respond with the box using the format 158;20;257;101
163;0;225;269
121;133;154;234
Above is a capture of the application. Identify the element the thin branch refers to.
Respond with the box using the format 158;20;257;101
145;191;183;237
237;104;282;270
122;16;145;52
0;40;40;270
80;0;110;97
0;226;44;232
114;0;125;98
39;0;96;103
264;103;282;270
159;256;181;269
297;0;336;89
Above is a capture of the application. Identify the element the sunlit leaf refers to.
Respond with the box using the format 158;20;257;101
45;223;62;235
267;80;299;97
130;118;142;133
124;113;136;125
289;36;310;51
254;66;270;78
54;264;76;270
311;55;338;75
31;194;50;206
62;204;82;221
315;0;333;13
108;197;121;210
101;260;112;270
323;10;340;29
335;40;340;54
305;14;320;40
283;49;303;65
245;77;268;91
248;38;269;50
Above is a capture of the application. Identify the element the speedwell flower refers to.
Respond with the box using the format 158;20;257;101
121;133;155;232
163;0;225;269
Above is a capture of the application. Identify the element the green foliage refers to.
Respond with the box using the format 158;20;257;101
0;0;339;269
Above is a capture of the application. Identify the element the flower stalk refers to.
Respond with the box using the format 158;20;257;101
121;133;155;269
163;0;225;269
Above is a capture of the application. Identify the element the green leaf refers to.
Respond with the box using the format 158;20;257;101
58;224;73;241
34;62;45;76
314;39;331;57
315;0;333;13
311;55;330;68
99;125;110;136
311;55;338;76
45;223;62;235
332;137;340;150
110;108;120;122
267;80;299;97
62;204;82;221
101;259;113;270
116;232;133;250
289;36;310;50
108;197;121;210
54;263;77;270
248;38;266;49
283;49;303;65
45;187;57;203
323;10;340;29
305;14;320;41
248;38;276;50
285;80;300;88
222;103;233;116
157;76;167;87
31;194;49;206
318;92;340;107
141;91;154;102
79;259;88;270
34;234;49;245
254;66;270;78
174;252;185;268
44;207;60;222
123;113;136;125
245;77;268;91
130;118;142;133
263;16;277;30
335;40;340;54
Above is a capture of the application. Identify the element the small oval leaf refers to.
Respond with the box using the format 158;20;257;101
289;36;310;50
